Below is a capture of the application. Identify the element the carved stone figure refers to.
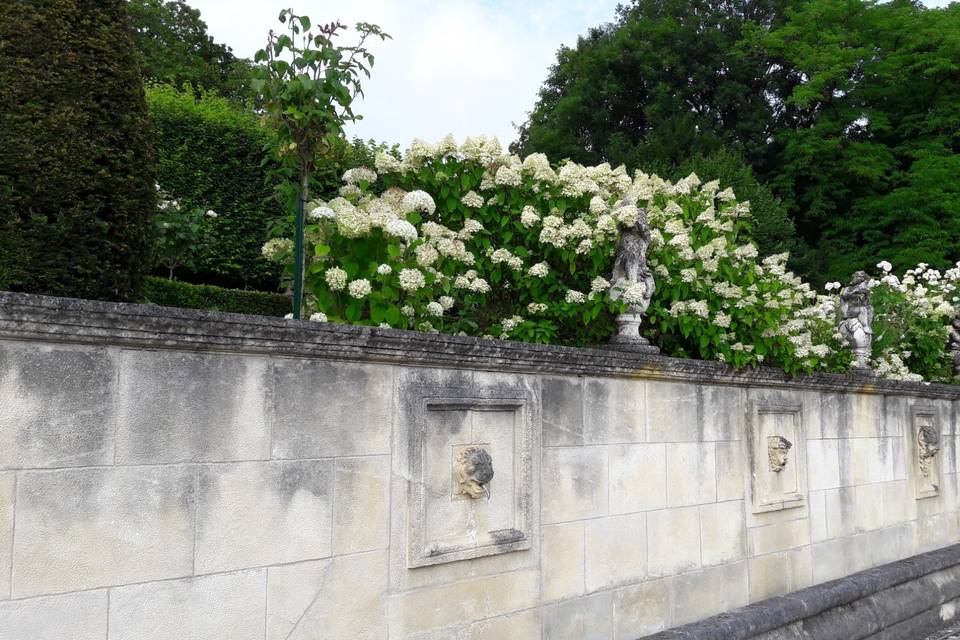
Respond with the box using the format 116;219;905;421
455;446;494;499
839;271;874;370
607;206;658;353
917;423;940;478
767;435;793;473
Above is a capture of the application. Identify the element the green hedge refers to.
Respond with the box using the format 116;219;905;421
147;84;281;290
142;276;291;316
0;0;155;301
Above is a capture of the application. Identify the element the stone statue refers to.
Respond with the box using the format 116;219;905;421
767;435;793;473
607;206;658;353
455;447;494;499
839;271;874;370
918;423;940;478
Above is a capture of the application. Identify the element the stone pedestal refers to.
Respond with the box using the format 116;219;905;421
605;313;659;354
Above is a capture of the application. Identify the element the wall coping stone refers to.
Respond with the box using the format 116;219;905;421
642;543;960;640
2;291;959;398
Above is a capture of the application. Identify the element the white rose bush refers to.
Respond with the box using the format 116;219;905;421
263;135;959;382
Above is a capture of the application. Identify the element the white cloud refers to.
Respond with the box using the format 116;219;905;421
187;0;955;149
187;0;621;147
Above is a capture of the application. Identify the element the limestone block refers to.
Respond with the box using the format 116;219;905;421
700;500;746;566
702;385;744;441
853;482;885;532
542;447;608;523
646;381;701;442
821;393;885;439
666;442;716;507
818;486;856;540
0;589;107;640
850;437;902;486
585;513;647;591
0;343;115;469
109;570;265;640
647;506;701;577
671;561;749;627
806;439;841;491
267;550;387;640
867;522;915;567
543;522;585;602
542;376;584;446
748;546;812;601
748;517;810;556
916;512;960;552
0;472;12;600
411;610;543;640
195;460;332;573
116;350;269;463
884;395;909;438
542;591;613;640
332;455;389;555
451;610;541;640
612;577;671;639
881;480;912;527
808;490;828;542
811;535;871;583
716;441;745;501
13;466;194;597
609;443;666;514
271;360;392;458
583;378;645;444
387;568;538;637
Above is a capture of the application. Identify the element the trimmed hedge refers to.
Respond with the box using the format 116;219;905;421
147;84;281;289
142;275;291;316
0;0;156;301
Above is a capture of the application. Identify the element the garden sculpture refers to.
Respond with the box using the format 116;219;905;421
839;270;874;370
607;206;659;353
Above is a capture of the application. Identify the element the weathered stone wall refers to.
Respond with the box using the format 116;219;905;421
1;292;959;640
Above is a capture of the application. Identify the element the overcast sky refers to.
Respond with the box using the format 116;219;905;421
190;0;956;148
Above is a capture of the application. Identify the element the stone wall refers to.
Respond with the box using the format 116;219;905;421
0;292;959;640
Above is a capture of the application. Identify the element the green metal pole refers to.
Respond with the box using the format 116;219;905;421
292;188;305;319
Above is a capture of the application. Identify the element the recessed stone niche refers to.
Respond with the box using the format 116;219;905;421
908;405;941;500
406;397;533;568
746;402;807;514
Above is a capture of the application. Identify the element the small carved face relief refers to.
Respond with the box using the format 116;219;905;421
918;424;940;477
767;435;793;473
455;447;494;499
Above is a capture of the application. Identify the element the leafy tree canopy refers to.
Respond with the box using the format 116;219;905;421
516;0;960;283
128;0;252;100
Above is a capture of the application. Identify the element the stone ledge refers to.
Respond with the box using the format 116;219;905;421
642;543;960;640
1;291;958;398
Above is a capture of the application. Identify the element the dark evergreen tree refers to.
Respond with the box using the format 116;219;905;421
0;0;156;300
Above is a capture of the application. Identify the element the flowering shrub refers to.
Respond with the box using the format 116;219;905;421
263;135;958;382
855;262;957;382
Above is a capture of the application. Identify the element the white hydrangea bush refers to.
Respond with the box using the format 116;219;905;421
261;135;958;381
863;261;958;381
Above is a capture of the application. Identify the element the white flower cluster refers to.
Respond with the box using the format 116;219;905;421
261;237;293;261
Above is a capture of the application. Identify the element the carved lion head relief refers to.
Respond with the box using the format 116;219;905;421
767;435;793;473
455;446;494;499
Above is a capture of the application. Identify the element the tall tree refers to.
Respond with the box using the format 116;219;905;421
751;0;960;280
518;0;960;282
514;0;794;170
127;0;251;100
0;0;156;300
